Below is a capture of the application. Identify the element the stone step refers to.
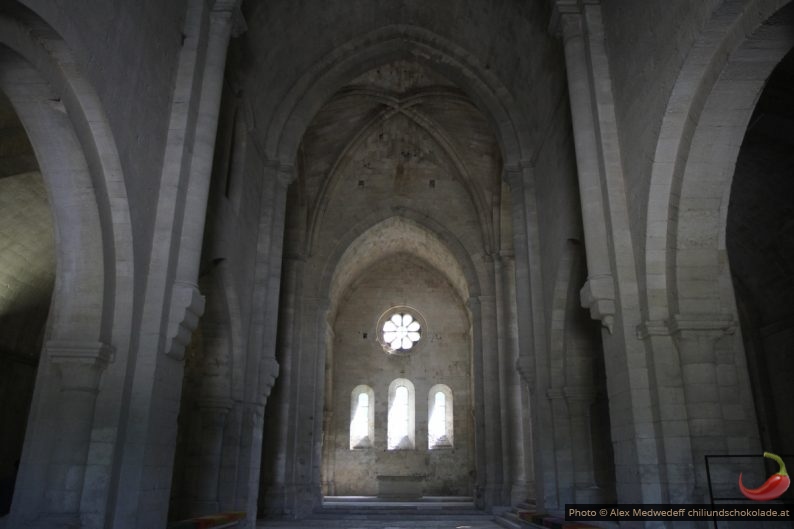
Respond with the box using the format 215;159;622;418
264;513;497;527
494;515;522;529
323;495;474;503
314;508;483;517
319;496;478;515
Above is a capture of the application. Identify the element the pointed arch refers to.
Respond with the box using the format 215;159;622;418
387;378;415;450
322;212;481;323
428;384;453;449
643;0;794;319
261;24;534;170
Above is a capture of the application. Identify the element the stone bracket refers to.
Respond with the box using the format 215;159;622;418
166;281;206;360
580;274;615;333
516;355;534;386
258;356;280;403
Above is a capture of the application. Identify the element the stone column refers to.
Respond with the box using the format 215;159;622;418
479;289;505;508
263;256;303;517
191;400;232;514
309;299;331;511
167;0;246;361
498;253;529;504
466;297;488;510
504;166;554;510
256;165;292;398
545;387;572;508
670;314;735;500
553;0;615;332
503;169;535;387
234;400;265;529
232;351;275;529
42;341;112;522
564;387;601;503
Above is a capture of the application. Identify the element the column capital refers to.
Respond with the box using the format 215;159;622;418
549;0;586;37
636;319;669;340
669;313;735;341
502;163;533;190
211;0;246;37
47;340;113;367
209;5;245;37
46;340;113;391
466;295;481;312
264;160;296;187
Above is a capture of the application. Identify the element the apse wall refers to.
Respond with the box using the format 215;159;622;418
327;254;473;496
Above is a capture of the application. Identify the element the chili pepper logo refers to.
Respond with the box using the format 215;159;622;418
738;452;790;501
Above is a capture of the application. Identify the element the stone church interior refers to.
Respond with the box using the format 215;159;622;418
0;0;793;528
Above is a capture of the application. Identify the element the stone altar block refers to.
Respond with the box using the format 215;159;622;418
376;474;426;499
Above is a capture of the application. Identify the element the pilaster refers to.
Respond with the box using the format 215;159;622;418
552;0;616;333
43;341;112;520
670;314;735;499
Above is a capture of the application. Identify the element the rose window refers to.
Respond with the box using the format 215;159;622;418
382;313;421;351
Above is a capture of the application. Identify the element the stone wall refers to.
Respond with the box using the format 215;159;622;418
601;0;721;260
20;0;186;276
328;255;473;496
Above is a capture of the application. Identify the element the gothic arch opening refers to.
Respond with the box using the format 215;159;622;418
0;87;53;517
640;0;794;502
727;45;794;460
0;6;134;525
322;228;475;498
259;56;529;516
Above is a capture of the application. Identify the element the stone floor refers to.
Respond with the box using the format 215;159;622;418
256;518;503;529
256;497;503;528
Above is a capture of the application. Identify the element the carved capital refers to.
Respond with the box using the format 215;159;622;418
166;281;206;360
47;340;113;365
580;274;615;333
549;0;583;37
47;340;113;391
265;160;296;188
211;0;246;37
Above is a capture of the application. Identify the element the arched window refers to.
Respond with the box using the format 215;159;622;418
350;385;374;449
428;384;453;449
388;378;415;449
